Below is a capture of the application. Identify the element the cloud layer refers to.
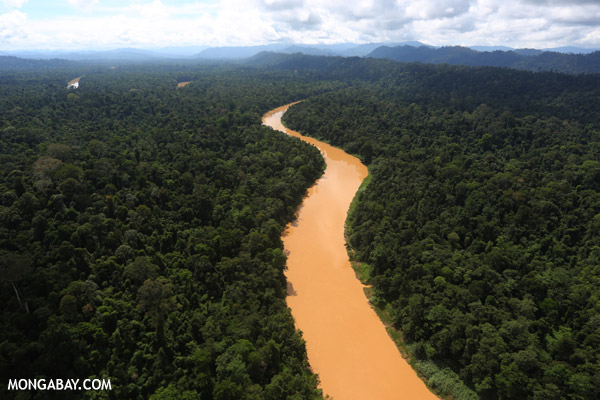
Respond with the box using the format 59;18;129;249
1;0;599;49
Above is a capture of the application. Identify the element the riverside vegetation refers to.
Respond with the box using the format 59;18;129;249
1;55;600;400
0;66;331;399
282;56;600;399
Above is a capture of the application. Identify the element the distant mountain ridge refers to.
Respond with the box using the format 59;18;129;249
367;45;600;74
0;56;77;71
0;46;208;61
194;44;290;59
193;41;431;59
0;41;432;61
2;42;597;62
2;42;599;74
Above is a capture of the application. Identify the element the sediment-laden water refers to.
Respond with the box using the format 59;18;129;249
262;103;438;400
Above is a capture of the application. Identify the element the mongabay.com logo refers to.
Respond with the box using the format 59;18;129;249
8;378;112;391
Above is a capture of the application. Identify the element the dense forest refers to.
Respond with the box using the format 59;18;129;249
283;58;600;399
0;66;335;399
2;54;600;400
0;56;78;72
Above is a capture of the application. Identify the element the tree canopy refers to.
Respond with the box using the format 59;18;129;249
0;65;330;399
283;60;600;399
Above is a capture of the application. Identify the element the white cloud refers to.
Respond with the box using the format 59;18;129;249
404;0;471;20
1;0;599;50
131;0;169;19
2;0;28;9
0;9;27;42
67;0;99;12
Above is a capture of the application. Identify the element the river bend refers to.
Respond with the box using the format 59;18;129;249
262;103;438;400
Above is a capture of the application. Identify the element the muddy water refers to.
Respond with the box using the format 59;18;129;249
262;103;438;400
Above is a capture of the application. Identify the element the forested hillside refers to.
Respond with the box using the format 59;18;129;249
0;56;78;72
0;66;330;399
249;52;600;123
283;60;600;399
368;45;600;74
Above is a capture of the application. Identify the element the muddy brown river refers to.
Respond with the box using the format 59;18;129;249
262;103;438;400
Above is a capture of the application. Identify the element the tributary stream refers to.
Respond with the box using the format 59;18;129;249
262;103;438;400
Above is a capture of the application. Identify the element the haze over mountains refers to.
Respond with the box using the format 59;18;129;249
1;41;598;62
1;41;599;75
367;45;600;74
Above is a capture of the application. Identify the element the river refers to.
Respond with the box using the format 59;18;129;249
262;102;438;400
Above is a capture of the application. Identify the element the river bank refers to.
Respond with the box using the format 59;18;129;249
262;103;438;400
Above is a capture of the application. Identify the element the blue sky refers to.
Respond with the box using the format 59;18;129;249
5;0;214;18
1;0;599;50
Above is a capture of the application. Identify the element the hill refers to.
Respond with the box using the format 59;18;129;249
0;56;77;71
368;45;600;74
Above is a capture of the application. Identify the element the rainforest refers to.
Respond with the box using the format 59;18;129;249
1;55;600;400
